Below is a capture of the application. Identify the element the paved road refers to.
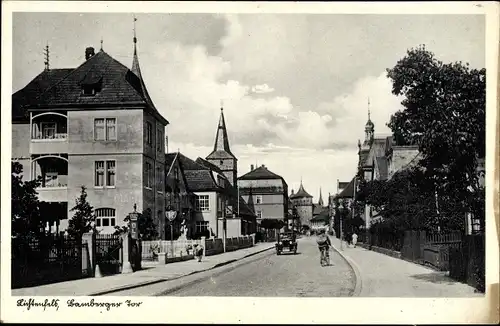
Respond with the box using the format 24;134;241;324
158;237;355;297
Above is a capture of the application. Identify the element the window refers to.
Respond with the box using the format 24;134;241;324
106;161;115;187
195;221;209;233
95;208;116;227
256;195;263;204
146;122;153;147
41;122;56;139
145;162;153;189
257;210;262;219
195;195;210;211
82;85;96;96
94;118;116;141
156;128;163;152
156;165;163;192
95;160;116;187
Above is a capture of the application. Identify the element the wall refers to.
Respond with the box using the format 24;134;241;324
218;218;241;238
207;157;237;186
295;204;313;226
66;153;143;232
193;191;219;236
389;146;419;178
238;178;284;189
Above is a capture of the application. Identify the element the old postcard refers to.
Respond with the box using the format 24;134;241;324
1;1;499;324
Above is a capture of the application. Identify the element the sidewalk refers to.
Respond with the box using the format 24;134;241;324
330;237;482;297
12;242;274;297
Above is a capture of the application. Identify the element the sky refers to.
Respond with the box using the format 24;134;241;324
12;13;485;203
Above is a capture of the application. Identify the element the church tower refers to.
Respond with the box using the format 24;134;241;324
206;106;238;185
358;98;374;167
318;187;324;207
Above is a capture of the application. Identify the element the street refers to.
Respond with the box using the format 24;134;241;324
160;237;355;297
106;237;355;297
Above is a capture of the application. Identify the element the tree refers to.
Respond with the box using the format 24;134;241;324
113;208;159;240
67;186;95;239
139;208;158;240
260;218;285;230
11;161;44;238
386;45;486;230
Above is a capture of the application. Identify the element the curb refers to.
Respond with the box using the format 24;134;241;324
91;245;274;296
331;243;363;297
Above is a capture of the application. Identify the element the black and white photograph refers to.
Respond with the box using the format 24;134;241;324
2;1;498;324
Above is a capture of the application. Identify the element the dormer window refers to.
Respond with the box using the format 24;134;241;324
80;76;102;97
82;84;97;96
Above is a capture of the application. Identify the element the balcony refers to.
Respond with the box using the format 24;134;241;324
32;155;68;202
30;112;68;154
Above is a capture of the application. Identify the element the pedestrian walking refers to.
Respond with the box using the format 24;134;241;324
352;232;358;248
194;244;204;262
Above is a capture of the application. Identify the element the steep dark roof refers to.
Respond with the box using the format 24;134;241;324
311;209;329;222
238;165;284;181
184;170;220;192
290;182;313;199
27;50;168;125
176;153;210;171
195;157;225;175
12;68;73;122
338;182;350;189
313;204;324;216
165;153;178;171
337;177;356;199
164;152;195;194
375;157;388;181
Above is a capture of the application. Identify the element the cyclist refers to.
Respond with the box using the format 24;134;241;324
316;229;332;266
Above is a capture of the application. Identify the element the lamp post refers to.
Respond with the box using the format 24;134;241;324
166;207;177;259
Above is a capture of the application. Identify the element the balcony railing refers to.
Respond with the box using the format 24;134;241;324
32;133;68;141
38;182;68;189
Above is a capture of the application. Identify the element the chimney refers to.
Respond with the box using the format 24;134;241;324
85;47;95;60
262;164;265;168
250;164;254;171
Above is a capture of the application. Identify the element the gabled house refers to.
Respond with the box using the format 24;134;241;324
12;37;168;234
164;152;197;240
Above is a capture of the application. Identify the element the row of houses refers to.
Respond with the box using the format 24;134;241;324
11;36;291;240
328;107;486;235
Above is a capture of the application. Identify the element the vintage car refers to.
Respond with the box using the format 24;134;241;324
275;232;298;255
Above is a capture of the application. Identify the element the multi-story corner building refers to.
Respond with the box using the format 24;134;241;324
237;164;289;226
290;182;314;227
11;39;168;234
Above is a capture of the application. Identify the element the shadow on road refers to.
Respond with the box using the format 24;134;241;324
276;252;302;256
409;272;457;285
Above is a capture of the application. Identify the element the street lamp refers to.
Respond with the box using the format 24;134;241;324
165;206;177;259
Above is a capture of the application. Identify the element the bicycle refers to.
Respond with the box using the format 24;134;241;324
319;246;330;266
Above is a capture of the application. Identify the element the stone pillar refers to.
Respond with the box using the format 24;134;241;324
158;252;166;264
201;236;206;257
121;233;133;274
82;232;94;276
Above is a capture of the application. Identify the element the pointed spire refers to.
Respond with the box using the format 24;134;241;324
131;15;141;78
368;97;371;121
318;187;324;207
100;37;104;51
212;104;233;156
